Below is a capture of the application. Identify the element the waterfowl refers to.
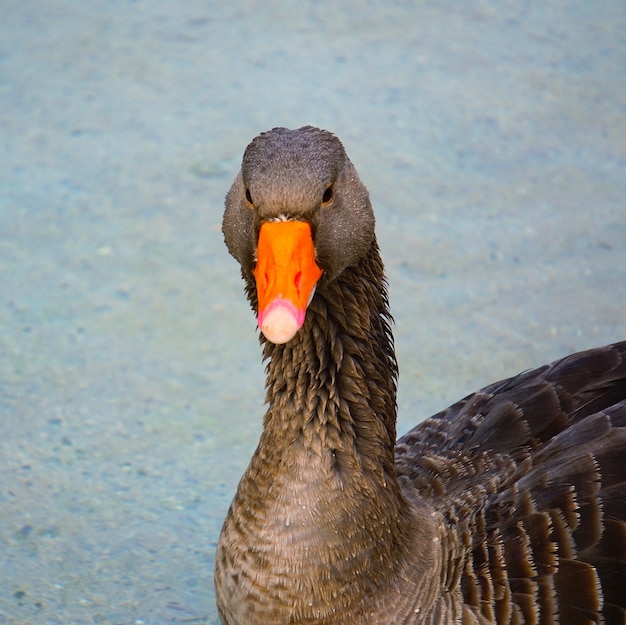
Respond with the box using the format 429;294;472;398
215;126;626;625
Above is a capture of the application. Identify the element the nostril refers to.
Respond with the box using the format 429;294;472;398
294;271;302;293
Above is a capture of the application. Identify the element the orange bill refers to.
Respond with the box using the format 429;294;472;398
253;221;323;344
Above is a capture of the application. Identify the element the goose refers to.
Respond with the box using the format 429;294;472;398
215;126;626;625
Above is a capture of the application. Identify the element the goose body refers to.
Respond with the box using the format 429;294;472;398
216;126;626;625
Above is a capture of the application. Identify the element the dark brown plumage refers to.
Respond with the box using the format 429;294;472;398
216;126;626;625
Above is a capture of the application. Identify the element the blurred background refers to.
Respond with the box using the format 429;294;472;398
1;1;625;623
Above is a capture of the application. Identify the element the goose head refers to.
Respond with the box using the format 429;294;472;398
223;126;375;343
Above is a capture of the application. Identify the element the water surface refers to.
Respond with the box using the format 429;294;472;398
1;1;625;623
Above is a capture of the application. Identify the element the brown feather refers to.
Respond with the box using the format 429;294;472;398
217;127;626;625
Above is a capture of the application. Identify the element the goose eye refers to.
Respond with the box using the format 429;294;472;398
322;185;333;205
245;188;254;206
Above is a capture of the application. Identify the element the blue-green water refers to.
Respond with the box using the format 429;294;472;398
1;1;625;623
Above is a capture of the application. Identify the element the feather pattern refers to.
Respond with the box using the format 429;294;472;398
217;126;626;625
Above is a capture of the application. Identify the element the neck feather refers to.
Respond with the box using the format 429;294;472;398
259;238;399;483
218;240;416;622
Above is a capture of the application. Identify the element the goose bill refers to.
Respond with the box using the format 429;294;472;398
253;220;323;344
